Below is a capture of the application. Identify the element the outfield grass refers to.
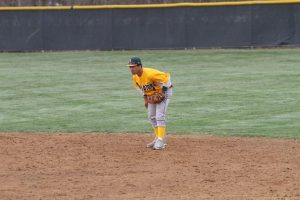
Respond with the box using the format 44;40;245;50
0;49;299;139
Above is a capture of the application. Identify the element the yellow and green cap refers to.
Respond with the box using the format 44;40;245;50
127;57;142;67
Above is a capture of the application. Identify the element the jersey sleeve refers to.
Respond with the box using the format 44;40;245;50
132;76;138;89
132;76;144;94
151;69;171;88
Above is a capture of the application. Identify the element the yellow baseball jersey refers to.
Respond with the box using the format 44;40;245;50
132;67;170;95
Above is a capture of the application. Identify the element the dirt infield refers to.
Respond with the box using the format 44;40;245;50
0;133;299;200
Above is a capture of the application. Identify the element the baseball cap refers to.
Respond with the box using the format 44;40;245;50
127;57;142;67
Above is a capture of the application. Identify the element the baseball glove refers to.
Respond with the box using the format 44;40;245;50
147;92;165;104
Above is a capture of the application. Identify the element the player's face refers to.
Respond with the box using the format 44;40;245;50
129;65;140;75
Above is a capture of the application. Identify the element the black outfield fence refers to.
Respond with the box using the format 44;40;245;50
0;1;300;51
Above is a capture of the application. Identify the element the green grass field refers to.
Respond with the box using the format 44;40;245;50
0;49;299;139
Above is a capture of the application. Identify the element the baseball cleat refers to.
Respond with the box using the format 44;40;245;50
163;138;167;147
153;139;165;150
146;137;157;148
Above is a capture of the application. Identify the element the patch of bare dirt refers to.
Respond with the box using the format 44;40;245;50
0;133;299;199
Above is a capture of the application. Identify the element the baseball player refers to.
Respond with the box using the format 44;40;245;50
128;57;173;150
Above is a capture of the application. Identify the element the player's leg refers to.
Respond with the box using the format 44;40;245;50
153;98;171;150
146;103;158;148
153;85;172;150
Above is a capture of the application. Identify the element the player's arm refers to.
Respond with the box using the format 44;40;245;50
152;71;172;93
143;94;148;108
132;78;148;108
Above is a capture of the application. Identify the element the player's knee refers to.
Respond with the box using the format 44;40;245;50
148;115;156;124
156;113;165;122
